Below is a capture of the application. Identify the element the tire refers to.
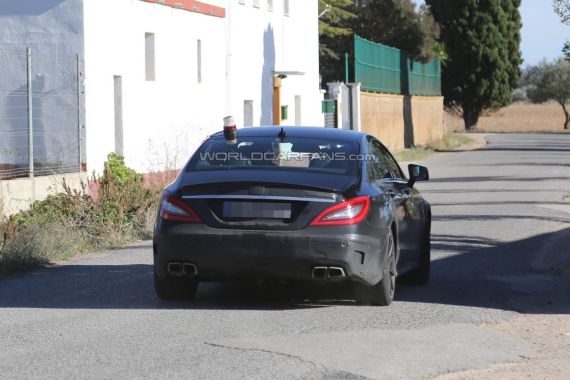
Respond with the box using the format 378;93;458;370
355;232;397;306
406;224;431;286
154;273;198;301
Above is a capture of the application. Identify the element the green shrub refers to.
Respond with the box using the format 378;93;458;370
105;153;140;185
0;154;160;276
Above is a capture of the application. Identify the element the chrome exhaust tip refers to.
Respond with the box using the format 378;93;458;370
167;262;182;275
182;263;198;276
328;267;346;278
312;266;328;279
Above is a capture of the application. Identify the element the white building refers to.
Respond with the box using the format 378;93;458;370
0;0;323;176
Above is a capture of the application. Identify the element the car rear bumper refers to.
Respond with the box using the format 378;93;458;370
154;223;388;286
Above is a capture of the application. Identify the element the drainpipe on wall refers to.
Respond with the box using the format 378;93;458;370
225;0;233;116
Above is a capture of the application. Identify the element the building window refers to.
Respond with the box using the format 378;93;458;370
114;76;124;155
145;33;156;81
295;95;302;126
244;100;254;127
253;0;260;8
283;0;289;16
197;39;202;84
267;0;273;11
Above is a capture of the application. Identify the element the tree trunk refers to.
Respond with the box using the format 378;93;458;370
561;102;569;130
462;104;480;131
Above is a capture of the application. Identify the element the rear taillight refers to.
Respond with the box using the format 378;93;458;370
159;194;202;223
310;196;371;226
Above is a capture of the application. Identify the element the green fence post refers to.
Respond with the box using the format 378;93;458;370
345;53;349;84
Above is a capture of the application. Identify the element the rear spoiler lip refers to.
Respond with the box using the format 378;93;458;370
180;173;358;194
181;194;337;203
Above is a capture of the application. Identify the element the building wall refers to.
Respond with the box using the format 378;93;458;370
83;0;323;175
83;0;227;174
0;0;86;173
227;0;323;128
0;0;84;56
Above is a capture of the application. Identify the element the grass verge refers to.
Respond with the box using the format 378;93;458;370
0;154;159;277
394;133;475;162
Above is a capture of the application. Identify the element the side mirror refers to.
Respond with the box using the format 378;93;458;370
408;164;429;187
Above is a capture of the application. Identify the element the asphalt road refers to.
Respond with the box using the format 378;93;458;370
1;133;569;379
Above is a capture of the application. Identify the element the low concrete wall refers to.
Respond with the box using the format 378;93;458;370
360;92;444;150
361;92;406;150
0;173;86;218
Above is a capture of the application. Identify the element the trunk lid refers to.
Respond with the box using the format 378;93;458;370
178;170;358;230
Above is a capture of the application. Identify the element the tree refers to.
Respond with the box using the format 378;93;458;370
351;0;440;62
554;0;570;60
526;58;570;129
320;0;440;85
319;0;356;60
426;0;523;130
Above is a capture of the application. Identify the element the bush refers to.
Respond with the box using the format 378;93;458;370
512;88;528;103
0;154;160;276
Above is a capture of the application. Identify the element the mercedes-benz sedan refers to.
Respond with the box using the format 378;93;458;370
153;126;431;305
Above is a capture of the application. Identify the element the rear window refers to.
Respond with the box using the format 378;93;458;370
186;136;358;176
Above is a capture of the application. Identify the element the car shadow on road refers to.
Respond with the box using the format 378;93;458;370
0;261;351;311
397;228;570;314
0;229;569;313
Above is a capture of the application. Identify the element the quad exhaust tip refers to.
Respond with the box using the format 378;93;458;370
167;262;182;274
328;267;346;278
167;262;198;276
312;266;346;279
182;263;198;275
312;266;328;279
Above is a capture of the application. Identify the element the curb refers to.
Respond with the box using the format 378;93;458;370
435;133;489;153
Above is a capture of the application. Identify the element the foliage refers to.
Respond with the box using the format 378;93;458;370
320;0;440;86
319;0;356;60
426;0;523;130
524;58;570;129
554;0;570;60
351;0;440;62
105;153;140;186
0;154;159;276
511;88;528;103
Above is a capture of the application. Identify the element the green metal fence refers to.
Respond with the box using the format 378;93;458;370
407;58;441;96
354;35;441;96
354;35;401;94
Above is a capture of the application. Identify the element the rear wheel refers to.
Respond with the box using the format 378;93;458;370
355;233;397;306
154;273;198;301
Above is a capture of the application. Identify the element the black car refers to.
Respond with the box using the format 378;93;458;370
153;126;431;306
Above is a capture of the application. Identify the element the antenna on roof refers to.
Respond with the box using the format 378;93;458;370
278;127;287;143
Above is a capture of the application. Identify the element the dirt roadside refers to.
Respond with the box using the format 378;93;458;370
435;208;570;380
436;313;570;380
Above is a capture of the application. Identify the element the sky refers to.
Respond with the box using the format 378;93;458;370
416;0;569;67
520;0;568;66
